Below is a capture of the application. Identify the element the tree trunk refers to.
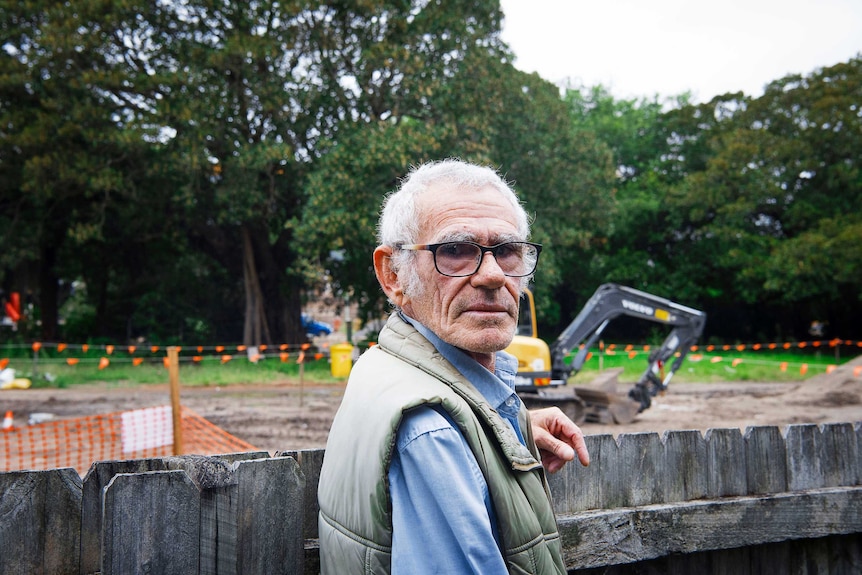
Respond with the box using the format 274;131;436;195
194;221;304;345
38;245;59;341
241;226;272;346
245;224;305;345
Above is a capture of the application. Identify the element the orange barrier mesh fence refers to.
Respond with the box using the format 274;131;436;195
1;406;258;476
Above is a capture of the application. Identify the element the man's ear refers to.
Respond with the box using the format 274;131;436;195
373;246;404;306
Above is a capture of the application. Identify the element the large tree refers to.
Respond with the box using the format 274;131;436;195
0;1;175;340
139;0;510;345
1;0;509;344
3;0;859;345
484;73;617;330
296;52;618;334
560;86;710;311
658;58;862;339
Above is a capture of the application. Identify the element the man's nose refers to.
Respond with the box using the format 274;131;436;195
472;250;507;283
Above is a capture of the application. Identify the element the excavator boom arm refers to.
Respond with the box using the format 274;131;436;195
550;284;706;388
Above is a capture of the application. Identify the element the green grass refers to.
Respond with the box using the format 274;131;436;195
2;343;858;390
2;353;344;389
569;347;857;385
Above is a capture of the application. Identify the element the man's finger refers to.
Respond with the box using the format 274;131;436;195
571;434;590;466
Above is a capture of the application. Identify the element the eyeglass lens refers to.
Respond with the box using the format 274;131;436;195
434;242;537;277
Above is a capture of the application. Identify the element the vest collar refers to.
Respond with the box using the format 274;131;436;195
378;313;542;471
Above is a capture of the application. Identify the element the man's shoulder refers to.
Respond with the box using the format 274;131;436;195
396;405;458;450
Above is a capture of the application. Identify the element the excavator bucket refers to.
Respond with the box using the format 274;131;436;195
573;368;642;425
519;390;587;425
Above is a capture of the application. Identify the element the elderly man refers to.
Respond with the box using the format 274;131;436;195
318;159;590;574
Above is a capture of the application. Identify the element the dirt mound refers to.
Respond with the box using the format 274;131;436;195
580;356;862;438
782;355;862;407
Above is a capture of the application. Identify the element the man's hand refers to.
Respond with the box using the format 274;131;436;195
529;407;590;473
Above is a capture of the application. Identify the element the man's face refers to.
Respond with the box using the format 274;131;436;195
399;184;522;360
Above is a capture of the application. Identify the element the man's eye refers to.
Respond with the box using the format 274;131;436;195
440;243;475;258
495;244;519;258
438;244;460;257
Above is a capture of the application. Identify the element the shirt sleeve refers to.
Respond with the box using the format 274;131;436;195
389;405;509;575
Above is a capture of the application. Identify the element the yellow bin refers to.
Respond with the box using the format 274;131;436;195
330;343;354;377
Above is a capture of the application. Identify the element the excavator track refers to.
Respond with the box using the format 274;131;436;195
520;391;587;425
574;388;641;424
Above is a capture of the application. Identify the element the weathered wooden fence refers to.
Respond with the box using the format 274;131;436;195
1;422;860;574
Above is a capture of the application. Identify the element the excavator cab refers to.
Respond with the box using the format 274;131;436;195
514;289;537;337
505;290;555;388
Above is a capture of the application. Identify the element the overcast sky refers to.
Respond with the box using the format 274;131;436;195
499;0;862;103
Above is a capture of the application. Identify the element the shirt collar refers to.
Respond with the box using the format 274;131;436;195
399;312;522;416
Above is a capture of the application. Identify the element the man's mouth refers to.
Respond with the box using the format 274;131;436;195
459;301;516;321
466;304;508;313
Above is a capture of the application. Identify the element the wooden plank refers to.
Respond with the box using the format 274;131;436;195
234;456;305;575
616;432;665;507
662;430;707;503
744;426;788;494
555;534;862;575
158;453;268;575
557;486;862;570
167;454;238;575
80;458;170;575
0;468;82;575
546;446;572;514
704;428;746;497
173;454;305;575
81;452;267;575
711;546;750;575
853;420;862;485
546;440;574;515
664;547;711;575
819;422;859;488
794;535;832;574
549;434;618;513
278;448;325;541
858;422;862;486
595;433;629;510
785;424;824;490
201;481;238;575
102;470;200;575
749;536;790;574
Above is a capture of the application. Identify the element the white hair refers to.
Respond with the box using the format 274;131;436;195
377;159;533;299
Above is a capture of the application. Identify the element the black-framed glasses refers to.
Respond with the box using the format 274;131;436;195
397;241;542;278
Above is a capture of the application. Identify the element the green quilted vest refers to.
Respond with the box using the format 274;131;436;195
317;314;566;574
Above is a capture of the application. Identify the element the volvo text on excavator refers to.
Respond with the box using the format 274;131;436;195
504;283;706;424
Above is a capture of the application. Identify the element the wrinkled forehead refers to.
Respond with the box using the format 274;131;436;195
416;184;523;243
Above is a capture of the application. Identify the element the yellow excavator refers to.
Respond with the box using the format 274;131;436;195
505;283;706;424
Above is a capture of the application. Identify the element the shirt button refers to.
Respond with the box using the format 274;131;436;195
506;397;516;407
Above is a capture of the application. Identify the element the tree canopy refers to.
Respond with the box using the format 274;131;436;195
1;0;859;345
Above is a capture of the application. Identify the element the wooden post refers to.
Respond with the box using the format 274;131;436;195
31;344;39;377
168;347;183;455
299;360;305;407
599;340;604;372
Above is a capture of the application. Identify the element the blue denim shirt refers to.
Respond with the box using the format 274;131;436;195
389;313;524;574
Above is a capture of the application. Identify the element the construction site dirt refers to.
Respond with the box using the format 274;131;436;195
2;356;861;456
